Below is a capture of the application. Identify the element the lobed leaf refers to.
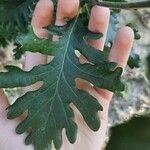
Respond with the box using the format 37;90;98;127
0;13;124;150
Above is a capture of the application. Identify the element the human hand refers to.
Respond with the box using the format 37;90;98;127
0;0;134;150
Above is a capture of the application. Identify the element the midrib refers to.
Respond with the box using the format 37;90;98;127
53;13;79;97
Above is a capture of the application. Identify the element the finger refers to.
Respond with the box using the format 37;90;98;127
0;89;9;115
109;27;134;68
80;7;109;116
24;0;54;92
31;0;54;38
96;26;134;101
55;0;79;25
88;6;110;50
79;6;110;63
77;6;110;90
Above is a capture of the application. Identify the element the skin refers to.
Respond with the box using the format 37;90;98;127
0;0;134;149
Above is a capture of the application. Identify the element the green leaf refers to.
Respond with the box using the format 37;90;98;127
0;13;124;150
13;27;60;59
106;115;150;150
126;23;141;40
0;36;9;47
127;51;141;69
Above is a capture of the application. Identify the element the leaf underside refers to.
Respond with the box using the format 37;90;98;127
0;13;124;150
13;27;59;59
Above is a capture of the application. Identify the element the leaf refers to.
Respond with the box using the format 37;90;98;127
126;23;141;40
13;27;60;59
125;24;141;69
0;0;38;46
106;115;150;150
0;36;9;47
0;13;124;150
127;50;141;69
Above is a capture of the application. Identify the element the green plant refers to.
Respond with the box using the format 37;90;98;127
106;115;150;150
0;0;150;150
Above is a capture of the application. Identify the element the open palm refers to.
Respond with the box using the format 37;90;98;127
0;0;134;150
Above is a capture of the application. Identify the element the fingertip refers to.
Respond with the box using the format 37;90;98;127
109;26;134;68
115;26;134;47
88;6;110;32
87;6;110;50
56;0;79;23
32;0;54;38
32;0;54;27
